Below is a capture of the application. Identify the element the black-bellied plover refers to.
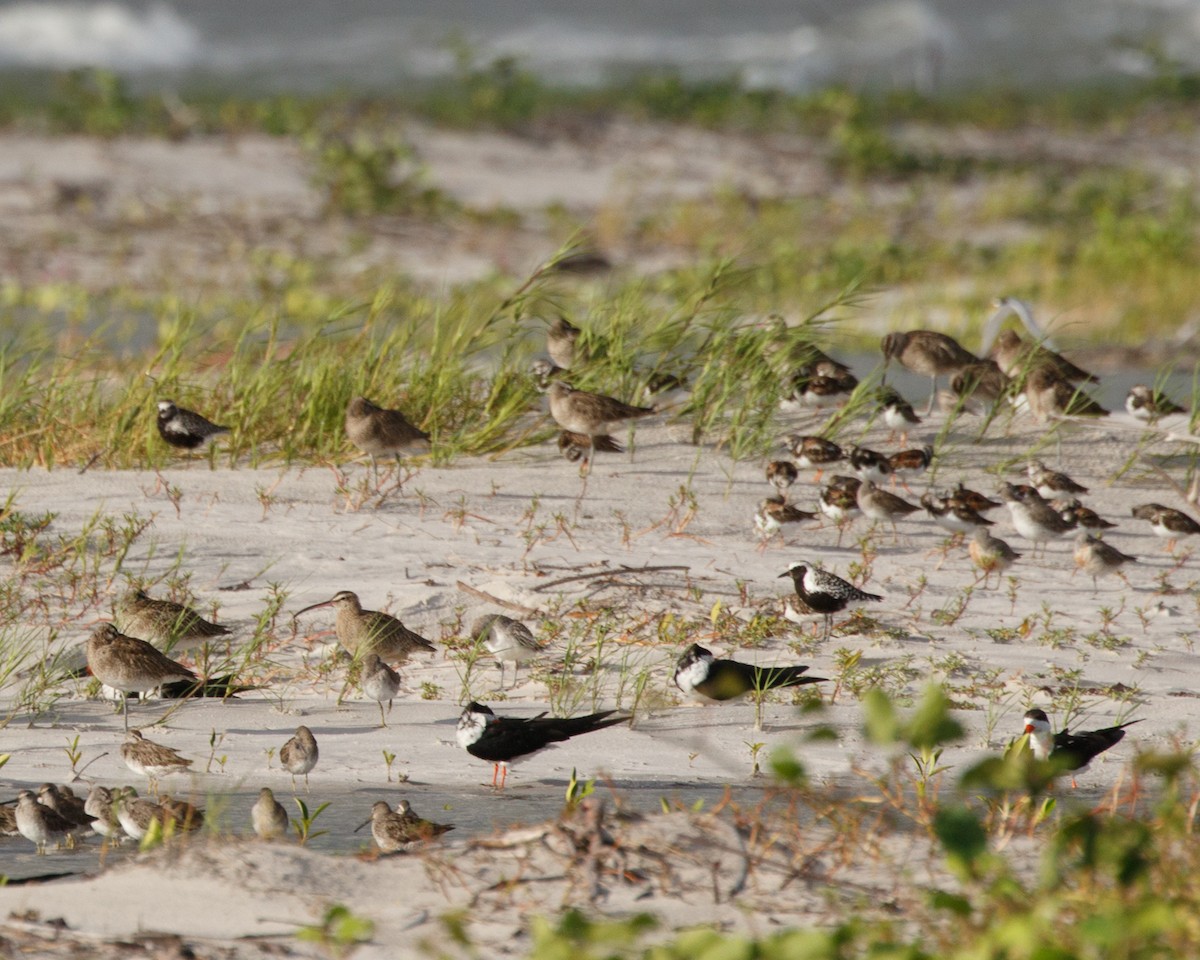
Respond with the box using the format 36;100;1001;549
156;400;230;450
295;590;435;663
280;725;319;791
1131;503;1200;552
114;588;231;657
968;527;1021;587
881;330;979;414
121;729;193;794
361;653;401;727
778;562;882;640
673;643;825;702
455;701;629;789
547;381;653;471
1023;708;1140;785
356;799;454;853
252;786;290;840
1073;532;1136;592
1125;384;1185;423
86;622;197;731
471;614;544;689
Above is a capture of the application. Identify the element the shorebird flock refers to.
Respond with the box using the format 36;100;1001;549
3;298;1193;857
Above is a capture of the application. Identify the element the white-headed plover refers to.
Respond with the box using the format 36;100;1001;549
280;725;319;791
356;799;453;853
252;787;290;841
1125;384;1185;423
1023;708;1140;785
881;330;979;414
778;562;882;639
471;614;545;689
455;701;629;789
1131;503;1200;552
156;400;230;450
86;623;197;731
1073;532;1136;592
294;590;435;663
673;643;825;703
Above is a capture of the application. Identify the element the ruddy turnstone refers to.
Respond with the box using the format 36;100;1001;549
280;725;319;791
783;435;844;482
756;497;818;545
1125;384;1185;423
558;431;622;462
920;492;994;538
673;643;825;702
356;799;453;853
998;482;1075;557
848;445;891;484
766;460;799;501
878;388;922;444
817;476;862;543
471;614;545;689
1027;460;1087;499
294;590;435;663
252;787;290;841
547;317;582;370
947;359;1012;415
887;444;934;492
1023;708;1140;784
1073;532;1137;592
1131;503;1200;552
782;366;858;411
1053;498;1115;530
546;381;654;471
455;701;630;789
156;400;230;450
86;623;197;731
121;729;193;794
947;482;1001;513
778;562;882;639
360;653;401;727
881;330;979;414
114;588;231;657
968;527;1020;587
857;479;920;538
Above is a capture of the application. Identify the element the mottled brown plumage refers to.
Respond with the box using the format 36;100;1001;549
345;396;431;460
547;381;653;470
280;725;319;791
121;729;193;793
86;623;197;731
115;589;230;656
991;328;1096;383
1024;366;1107;420
357;799;454;853
882;330;979;413
547;317;582;369
949;360;1011;413
294;590;435;663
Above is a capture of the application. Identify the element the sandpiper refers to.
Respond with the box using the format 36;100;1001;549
361;653;401;727
881;330;979;414
755;497;817;546
547;317;582;369
1023;708;1140;785
345;396;431;485
1027;460;1087;499
84;785;122;841
969;527;1021;587
546;381;654;471
294;590;435;663
674;643;825;703
471;614;544;689
989;326;1096;383
1053;498;1115;530
356;799;454;853
921;492;993;538
15;790;76;853
36;783;94;833
879;389;922;444
280;725;319;791
1125;384;1185;423
778;562;882;640
857;479;920;538
455;701;630;789
784;435;844;482
1131;503;1200;552
156;400;230;450
558;430;622;463
999;482;1075;557
158;794;204;832
86;622;198;731
1024;366;1107;420
121;729;193;794
765;460;799;501
1073;532;1136;592
948;360;1012;415
114;588;231;657
887;444;933;492
848;445;891;485
116;789;168;841
252;787;290;841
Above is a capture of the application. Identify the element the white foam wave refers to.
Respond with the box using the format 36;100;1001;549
0;1;199;70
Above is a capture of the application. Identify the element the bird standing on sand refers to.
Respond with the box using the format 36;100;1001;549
361;653;401;727
968;527;1020;587
887;444;933;492
778;563;882;640
121;729;193;794
252;787;290;840
471;614;544;689
546;381;654;473
356;799;454;853
881;330;979;414
15;790;76;853
156;400;230;450
673;643;825;702
1023;366;1107;421
1073;532;1136;593
345;396;430;486
998;483;1075;557
766;460;799;501
455;701;630;789
86;623;197;731
1131;503;1200;552
1023;708;1140;785
879;389;922;444
294;590;435;664
280;725;319;792
989;326;1096;384
1125;384;1185;423
784;435;844;482
857;479;920;538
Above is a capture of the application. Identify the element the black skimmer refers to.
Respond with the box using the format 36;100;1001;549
1023;708;1140;785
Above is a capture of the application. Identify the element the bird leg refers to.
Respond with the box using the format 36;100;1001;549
378;701;387;728
925;377;939;416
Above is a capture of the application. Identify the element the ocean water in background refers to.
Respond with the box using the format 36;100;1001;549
0;0;1197;95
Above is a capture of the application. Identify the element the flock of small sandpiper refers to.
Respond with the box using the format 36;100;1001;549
3;300;1193;857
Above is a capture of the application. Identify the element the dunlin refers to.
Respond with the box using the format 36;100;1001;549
361;653;401;727
115;588;231;657
252;786;290;840
881;330;978;414
86;622;197;731
356;799;454;853
1023;708;1140;786
778;563;882;640
674;643;825;702
546;381;654;471
294;590;435;663
471;614;544;689
456;701;630;789
156;400;230;450
36;783;93;833
121;729;193;794
968;527;1021;587
1073;532;1136;592
280;725;319;791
